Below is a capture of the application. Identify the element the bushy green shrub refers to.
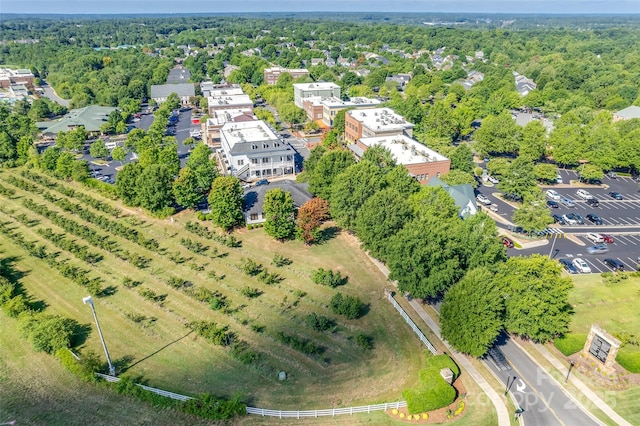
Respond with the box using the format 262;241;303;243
239;258;263;276
617;348;640;373
272;254;292;267
187;321;235;346
20;312;80;354
312;268;348;288
209;295;228;311
274;331;324;355
403;355;459;414
329;292;366;319
305;313;335;331
554;334;587;356
56;348;103;382
230;341;260;365
356;333;373;350
181;393;246;421
240;287;262;298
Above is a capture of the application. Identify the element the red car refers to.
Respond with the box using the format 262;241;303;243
501;236;514;248
600;234;614;244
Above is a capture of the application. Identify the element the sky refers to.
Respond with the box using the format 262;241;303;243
2;1;639;15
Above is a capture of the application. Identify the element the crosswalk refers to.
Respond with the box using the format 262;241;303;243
542;228;565;235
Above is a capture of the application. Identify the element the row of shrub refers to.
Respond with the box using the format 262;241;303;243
273;330;325;356
185;221;241;248
238;258;283;285
0;184;16;197
0;222;104;295
20;169;122;217
35;227;103;265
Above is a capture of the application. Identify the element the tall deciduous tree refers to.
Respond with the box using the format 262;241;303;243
497;255;573;342
441;267;505;357
89;139;109;160
185;143;218;192
136;164;174;213
112;145;127;166
474;111;519;155
307;149;355;199
115;162;141;206
173;167;203;209
263;188;296;241
207;176;244;232
512;199;554;232
296;197;330;244
330;161;385;231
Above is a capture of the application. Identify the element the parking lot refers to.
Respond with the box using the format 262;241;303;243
479;168;640;273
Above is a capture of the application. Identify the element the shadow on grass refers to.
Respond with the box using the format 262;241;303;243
315;226;340;245
121;330;194;373
72;323;93;347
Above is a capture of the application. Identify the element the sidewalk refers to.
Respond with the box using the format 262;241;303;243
529;343;632;426
363;250;511;426
408;300;512;426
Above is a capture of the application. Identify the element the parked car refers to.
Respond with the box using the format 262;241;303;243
572;258;592;273
504;193;523;202
476;194;492;205
559;197;576;208
586;198;600;207
585;233;604;244
552;214;566;225
607;171;618;179
501;236;514;248
546;189;561;200
604;258;624;271
609;191;624;200
489;204;499;212
254;179;269;186
586;214;603;225
487;175;499;184
587;244;609;254
562;214;578;225
547;200;559;208
556;174;564;184
600;234;614;244
576;189;593;200
572;213;585;224
559;258;579;274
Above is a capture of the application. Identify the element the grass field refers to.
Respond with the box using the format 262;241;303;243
0;168;423;412
561;273;640;424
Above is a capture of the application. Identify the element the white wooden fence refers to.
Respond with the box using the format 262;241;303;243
95;373;193;401
387;292;438;355
245;401;406;418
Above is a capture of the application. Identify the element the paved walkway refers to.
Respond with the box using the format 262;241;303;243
362;249;511;426
530;343;632;426
408;300;512;426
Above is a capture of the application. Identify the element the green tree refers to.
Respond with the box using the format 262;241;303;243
534;163;558;183
115;162;142;206
497;255;573;342
439;169;477;188
498;158;538;201
441;267;505;357
64;127;88;152
474;111;519;155
112;145;127;166
263;188;296;241
207;176;244;232
579;163;604;182
518;120;547;161
185;142;218;192
449;144;474;173
330;161;385;230
20;313;79;354
512;199;554;232
355;188;413;261
55;151;76;178
39;146;61;171
71;160;90;182
173;167;203;209
89;139;109;160
307;149;355;199
136;164;174;213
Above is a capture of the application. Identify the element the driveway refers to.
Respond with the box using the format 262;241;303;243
40;81;70;108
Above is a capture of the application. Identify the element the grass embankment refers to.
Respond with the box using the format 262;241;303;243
550;273;640;425
0;168;422;412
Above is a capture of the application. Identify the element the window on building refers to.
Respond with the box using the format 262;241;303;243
251;158;259;164
286;155;292;161
262;157;269;163
237;160;244;166
250;213;258;221
436;172;441;177
251;144;257;150
263;143;268;148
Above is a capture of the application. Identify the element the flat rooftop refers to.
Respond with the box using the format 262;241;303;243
221;120;279;145
359;135;447;165
348;107;414;132
208;94;253;107
206;109;255;126
208;87;245;97
321;96;380;108
294;82;340;91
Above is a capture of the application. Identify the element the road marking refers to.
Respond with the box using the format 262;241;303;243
516;379;526;393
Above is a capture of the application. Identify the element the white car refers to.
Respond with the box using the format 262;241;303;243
546;189;561;201
576;189;593;200
562;214;578;225
585;233;604;244
572;258;592;273
476;194;492;205
487;175;499;184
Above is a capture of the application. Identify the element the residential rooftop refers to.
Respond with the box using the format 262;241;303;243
150;83;195;99
358;134;447;165
208;93;253;108
321;96;381;108
293;82;341;91
221;120;279;146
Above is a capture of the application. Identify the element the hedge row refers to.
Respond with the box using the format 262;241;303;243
184;221;242;248
403;354;459;415
553;334;587;356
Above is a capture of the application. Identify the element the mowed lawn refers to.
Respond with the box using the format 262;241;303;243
568;273;640;425
0;169;422;410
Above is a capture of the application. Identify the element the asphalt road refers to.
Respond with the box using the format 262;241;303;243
485;333;600;426
40;81;70;107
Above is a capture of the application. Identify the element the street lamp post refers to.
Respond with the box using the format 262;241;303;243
505;375;517;395
83;296;116;376
565;359;575;383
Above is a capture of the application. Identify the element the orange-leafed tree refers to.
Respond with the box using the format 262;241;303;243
296;197;330;244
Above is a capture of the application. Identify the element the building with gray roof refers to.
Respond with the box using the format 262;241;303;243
243;180;312;225
426;176;478;218
613;105;640;122
150;83;195;105
36;105;117;135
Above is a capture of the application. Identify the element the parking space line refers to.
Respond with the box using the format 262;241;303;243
615;236;629;245
594;258;611;271
626;257;638;269
584;258;603;273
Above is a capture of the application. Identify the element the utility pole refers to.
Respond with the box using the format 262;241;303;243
83;296;116;376
565;359;575;383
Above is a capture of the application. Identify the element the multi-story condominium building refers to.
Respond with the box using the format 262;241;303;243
293;82;341;108
0;68;34;88
349;134;450;185
345;107;414;143
220;120;295;181
321;96;381;127
263;66;310;85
